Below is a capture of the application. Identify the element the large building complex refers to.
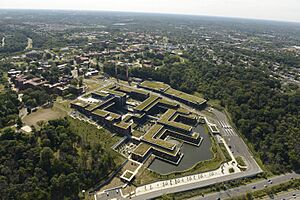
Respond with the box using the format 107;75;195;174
71;82;207;167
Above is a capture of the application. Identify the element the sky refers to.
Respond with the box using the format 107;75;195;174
1;0;300;22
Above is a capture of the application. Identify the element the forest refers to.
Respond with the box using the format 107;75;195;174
0;118;116;200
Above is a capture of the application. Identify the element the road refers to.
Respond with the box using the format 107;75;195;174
97;173;300;200
262;189;300;200
188;173;300;200
25;38;33;50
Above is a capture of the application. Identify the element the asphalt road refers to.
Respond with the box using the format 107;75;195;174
262;189;300;200
95;83;264;200
188;173;300;200
210;109;263;177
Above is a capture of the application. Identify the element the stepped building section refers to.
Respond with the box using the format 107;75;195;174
71;83;207;165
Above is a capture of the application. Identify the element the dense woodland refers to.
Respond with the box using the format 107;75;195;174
0;63;20;128
0;89;20;128
22;88;51;108
0;119;115;200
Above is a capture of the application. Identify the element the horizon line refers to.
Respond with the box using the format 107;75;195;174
1;7;300;24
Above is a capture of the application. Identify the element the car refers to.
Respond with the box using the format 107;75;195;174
252;186;256;189
106;192;109;196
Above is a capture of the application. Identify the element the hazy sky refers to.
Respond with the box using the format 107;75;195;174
1;0;300;22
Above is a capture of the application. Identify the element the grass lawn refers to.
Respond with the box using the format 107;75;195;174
236;156;246;167
219;143;232;161
53;97;72;112
68;116;121;148
84;79;101;92
0;84;4;93
23;107;67;128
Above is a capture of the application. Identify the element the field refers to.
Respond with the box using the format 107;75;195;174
22;107;66;127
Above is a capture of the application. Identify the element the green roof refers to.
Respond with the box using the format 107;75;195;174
160;109;177;122
123;114;133;122
71;99;90;108
165;88;206;105
114;120;131;129
159;120;193;132
103;89;126;97
140;81;170;92
132;129;144;138
142;124;176;150
85;102;102;111
123;170;134;179
116;85;132;93
158;99;179;108
106;112;121;121
177;107;190;115
92;91;110;98
92;109;109;117
134;95;160;112
133;142;152;156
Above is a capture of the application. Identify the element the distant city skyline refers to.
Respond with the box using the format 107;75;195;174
1;0;300;23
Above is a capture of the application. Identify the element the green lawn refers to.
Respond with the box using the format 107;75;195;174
236;156;246;167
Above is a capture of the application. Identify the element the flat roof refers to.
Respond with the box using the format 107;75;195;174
158;98;179;108
165;88;206;105
71;99;90;108
92;91;110;98
85;102;102;111
133;142;152;156
114;120;132;129
142;124;176;150
106;112;121;121
134;95;160;112
140;81;170;92
159;109;177;122
159;120;193;132
92;109;109;118
102;88;126;97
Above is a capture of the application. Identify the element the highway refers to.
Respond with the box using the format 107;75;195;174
188;173;300;200
261;189;300;200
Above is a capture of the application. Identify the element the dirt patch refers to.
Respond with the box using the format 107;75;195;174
23;108;66;127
